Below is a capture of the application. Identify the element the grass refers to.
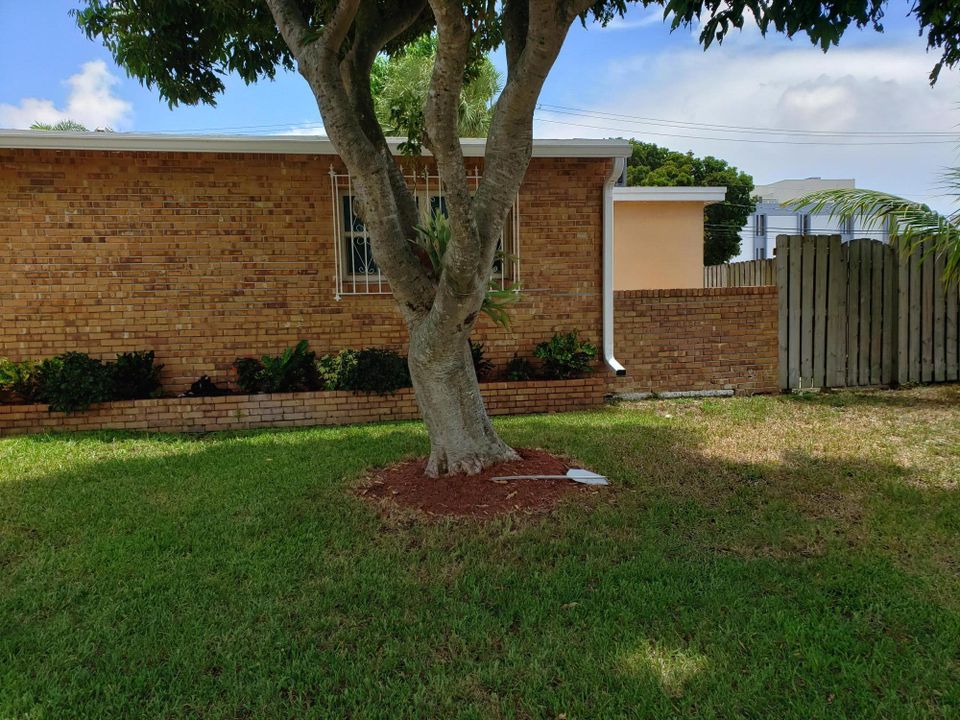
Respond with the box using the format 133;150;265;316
2;385;959;719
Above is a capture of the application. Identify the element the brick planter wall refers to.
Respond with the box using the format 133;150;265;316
0;377;606;437
612;286;779;395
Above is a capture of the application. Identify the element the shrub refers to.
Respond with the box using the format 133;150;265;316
505;354;535;382
470;341;494;380
112;351;163;400
0;358;40;403
182;375;230;397
234;341;321;394
316;349;358;391
35;352;113;413
233;357;264;394
257;340;321;393
534;332;597;380
334;348;411;395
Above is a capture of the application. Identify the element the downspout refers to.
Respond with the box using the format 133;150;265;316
603;156;627;376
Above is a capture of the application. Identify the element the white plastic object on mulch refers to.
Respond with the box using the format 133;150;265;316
490;468;609;486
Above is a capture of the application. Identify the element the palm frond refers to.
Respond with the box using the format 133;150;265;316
788;188;960;283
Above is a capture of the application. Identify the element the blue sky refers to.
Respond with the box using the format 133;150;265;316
1;1;957;210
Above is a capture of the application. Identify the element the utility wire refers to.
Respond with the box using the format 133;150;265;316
534;116;956;146
537;103;956;138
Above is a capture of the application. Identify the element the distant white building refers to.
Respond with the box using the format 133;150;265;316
733;178;890;262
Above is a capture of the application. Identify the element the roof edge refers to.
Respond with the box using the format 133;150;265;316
0;130;631;159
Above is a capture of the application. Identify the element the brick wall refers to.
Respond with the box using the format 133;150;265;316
612;286;779;395
0;377;605;437
0;149;610;391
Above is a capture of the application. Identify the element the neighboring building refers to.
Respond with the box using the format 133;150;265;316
0;131;634;388
734;177;890;262
612;186;727;290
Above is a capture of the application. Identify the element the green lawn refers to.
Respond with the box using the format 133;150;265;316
2;387;959;719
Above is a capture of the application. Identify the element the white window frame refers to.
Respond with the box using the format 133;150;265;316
329;166;520;298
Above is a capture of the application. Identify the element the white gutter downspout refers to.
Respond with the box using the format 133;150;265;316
603;156;627;376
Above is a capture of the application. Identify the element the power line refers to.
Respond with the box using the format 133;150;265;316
535;115;956;146
537;103;957;139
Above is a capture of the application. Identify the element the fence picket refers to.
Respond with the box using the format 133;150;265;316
788;236;802;388
826;235;846;387
922;250;934;382
935;252;947;382
777;236;790;390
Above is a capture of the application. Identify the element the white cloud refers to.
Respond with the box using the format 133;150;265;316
600;9;667;31
279;123;325;136
0;60;132;130
538;35;960;212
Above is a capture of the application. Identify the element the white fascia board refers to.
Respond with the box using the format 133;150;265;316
613;186;728;203
0;130;631;159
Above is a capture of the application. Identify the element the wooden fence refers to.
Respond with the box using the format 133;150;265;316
704;259;776;288
777;235;960;389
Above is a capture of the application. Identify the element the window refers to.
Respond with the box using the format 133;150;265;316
799;213;811;234
755;246;767;260
342;196;378;277
755;214;767;236
329;167;519;297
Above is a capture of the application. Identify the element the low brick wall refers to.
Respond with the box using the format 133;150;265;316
613;286;779;395
0;377;605;437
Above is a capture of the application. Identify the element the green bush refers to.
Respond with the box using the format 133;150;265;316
505;354;535;381
233;357;264;394
0;358;40;403
320;348;410;395
233;341;321;394
112;351;163;400
470;340;494;381
534;332;597;380
35;352;113;413
316;349;358;391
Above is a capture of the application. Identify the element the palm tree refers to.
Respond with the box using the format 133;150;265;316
791;180;960;281
371;36;501;141
30;120;89;131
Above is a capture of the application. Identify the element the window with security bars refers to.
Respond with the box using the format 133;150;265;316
329;168;520;298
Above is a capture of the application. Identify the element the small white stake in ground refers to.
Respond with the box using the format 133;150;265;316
489;468;609;485
565;468;609;485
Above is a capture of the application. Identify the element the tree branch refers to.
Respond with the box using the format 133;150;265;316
265;0;436;313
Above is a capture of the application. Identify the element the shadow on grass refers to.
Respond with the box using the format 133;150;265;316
784;383;960;410
1;414;958;718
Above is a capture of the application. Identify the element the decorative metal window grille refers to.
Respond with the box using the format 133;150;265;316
329;167;520;298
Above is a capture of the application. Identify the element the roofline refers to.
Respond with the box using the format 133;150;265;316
613;186;727;203
0;130;631;159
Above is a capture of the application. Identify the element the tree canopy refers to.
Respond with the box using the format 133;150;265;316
627;140;755;265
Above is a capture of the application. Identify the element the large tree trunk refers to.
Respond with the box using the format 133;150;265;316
265;0;588;475
407;321;518;477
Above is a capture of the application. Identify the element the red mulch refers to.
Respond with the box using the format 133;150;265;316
359;448;601;519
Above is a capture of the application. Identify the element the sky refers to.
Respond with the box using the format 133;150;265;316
1;1;957;212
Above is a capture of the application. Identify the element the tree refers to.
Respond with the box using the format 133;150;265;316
371;34;500;142
792;180;960;281
30;120;89;131
627;141;755;265
73;0;960;476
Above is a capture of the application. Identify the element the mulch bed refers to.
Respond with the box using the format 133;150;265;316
358;448;603;518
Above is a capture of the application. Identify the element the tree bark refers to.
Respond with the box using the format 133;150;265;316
408;323;518;477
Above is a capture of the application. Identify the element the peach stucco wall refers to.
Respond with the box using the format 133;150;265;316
613;201;706;290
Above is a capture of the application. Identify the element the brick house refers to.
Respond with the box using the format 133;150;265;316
1;131;647;432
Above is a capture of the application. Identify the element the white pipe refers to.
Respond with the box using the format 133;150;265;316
603;156;627;376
